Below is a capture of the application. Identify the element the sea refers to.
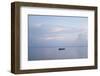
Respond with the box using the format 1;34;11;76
28;46;88;61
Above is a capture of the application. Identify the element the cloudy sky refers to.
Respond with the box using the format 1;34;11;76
28;15;88;48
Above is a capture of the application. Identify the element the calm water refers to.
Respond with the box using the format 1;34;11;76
28;46;88;61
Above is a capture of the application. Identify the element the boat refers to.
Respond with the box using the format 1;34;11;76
58;48;65;50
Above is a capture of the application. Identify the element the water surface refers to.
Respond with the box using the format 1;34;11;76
28;46;88;60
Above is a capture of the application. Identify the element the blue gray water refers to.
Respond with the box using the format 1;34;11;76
28;46;88;61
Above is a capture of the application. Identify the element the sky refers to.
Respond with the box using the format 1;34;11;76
28;15;88;48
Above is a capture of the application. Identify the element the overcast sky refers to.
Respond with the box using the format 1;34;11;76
28;15;88;48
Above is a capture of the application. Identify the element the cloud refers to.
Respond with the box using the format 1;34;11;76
39;33;78;41
44;36;65;40
50;27;65;32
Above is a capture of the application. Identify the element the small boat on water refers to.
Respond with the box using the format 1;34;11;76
58;48;65;50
